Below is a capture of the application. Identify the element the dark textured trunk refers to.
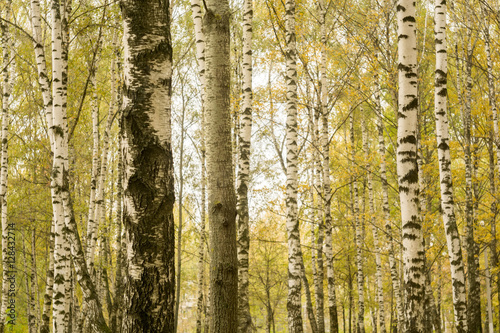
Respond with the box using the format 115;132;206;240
203;1;238;331
120;0;175;331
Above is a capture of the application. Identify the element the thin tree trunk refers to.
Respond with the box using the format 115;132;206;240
31;229;40;332
284;0;304;331
485;249;494;333
463;6;481;330
396;0;425;330
190;0;207;331
87;34;118;272
120;0;175;330
433;1;468;331
174;86;186;333
0;2;12;329
204;0;238;331
301;262;318;333
376;78;402;333
350;113;364;333
313;106;324;333
482;3;500;328
111;128;124;333
237;1;253;332
362;116;385;333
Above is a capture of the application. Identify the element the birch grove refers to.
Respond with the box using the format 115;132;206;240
2;0;500;331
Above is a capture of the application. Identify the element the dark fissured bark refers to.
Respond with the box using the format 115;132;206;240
120;0;175;331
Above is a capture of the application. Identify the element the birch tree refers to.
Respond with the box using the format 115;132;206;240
120;0;175;330
190;0;208;331
237;0;253;331
350;113;364;333
433;1;467;331
284;0;304;331
319;2;339;330
396;0;425;330
203;0;238;331
0;1;12;330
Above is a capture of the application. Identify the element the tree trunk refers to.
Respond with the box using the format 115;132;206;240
120;0;175;330
396;0;425;331
111;130;124;333
376;77;403;333
362;116;385;333
203;1;238;331
0;2;12;329
190;1;207;332
237;0;253;331
174;83;186;333
482;3;500;328
284;0;304;331
485;249;494;333
463;7;481;330
433;1;467;330
350;113;365;333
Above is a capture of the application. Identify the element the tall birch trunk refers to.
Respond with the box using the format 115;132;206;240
50;0;73;330
397;0;425;330
362;117;385;333
376;76;403;333
350;114;364;333
120;0;175;330
203;0;238;331
88;37;118;272
41;224;55;333
284;0;304;331
320;10;339;325
111;133;124;333
237;0;253;331
0;2;12;329
433;1;467;331
463;6;480;331
485;249;494;333
482;3;500;327
313;108;324;333
190;0;207;331
174;89;186;332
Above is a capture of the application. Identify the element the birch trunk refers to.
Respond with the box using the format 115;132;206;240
31;229;40;332
485;249;494;333
86;69;100;269
41;223;55;333
320;22;339;328
463;7;480;330
190;0;207;331
203;0;238;331
397;0;425;330
174;90;186;332
111;136;123;333
362;117;385;333
120;0;175;330
482;4;500;327
376;77;403;333
433;1;467;330
350;114;364;333
284;0;304;331
88;37;118;271
313;107;324;333
0;2;12;329
237;0;253;331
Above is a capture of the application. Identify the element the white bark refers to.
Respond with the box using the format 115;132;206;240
237;0;253;331
397;0;425;330
350;113;364;333
0;2;12;329
434;1;467;331
284;0;304;331
362;117;385;333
